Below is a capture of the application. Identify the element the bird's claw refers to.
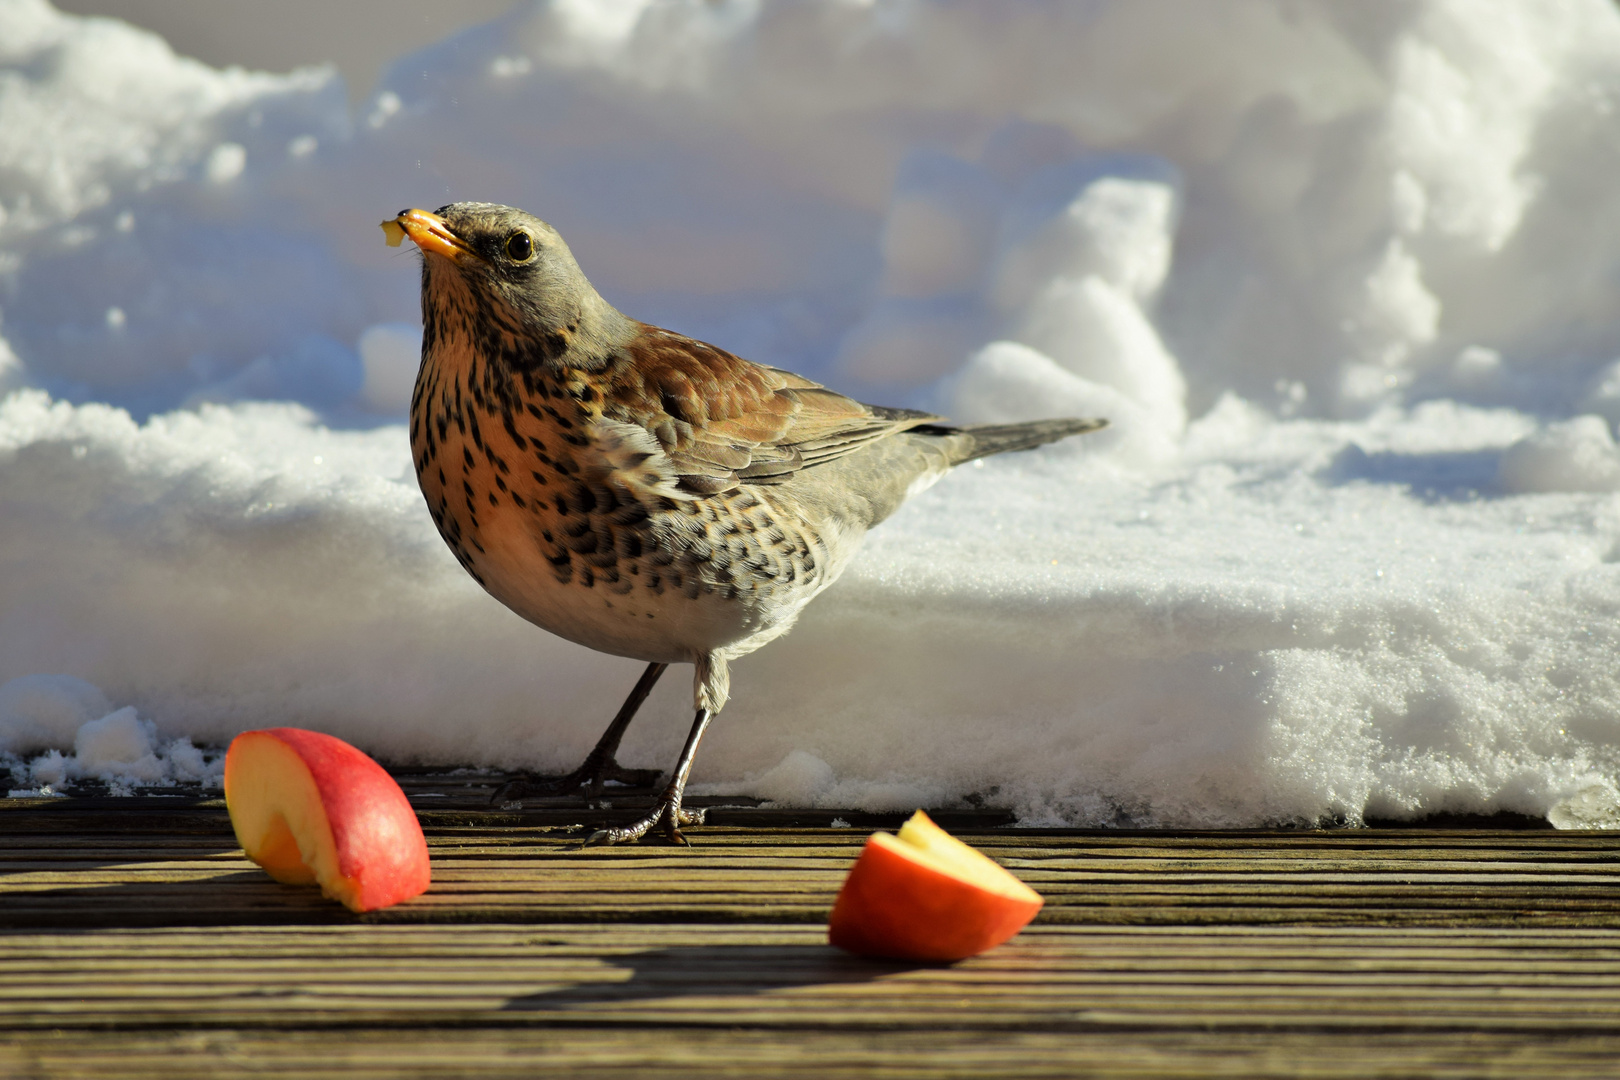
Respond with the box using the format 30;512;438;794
579;800;706;847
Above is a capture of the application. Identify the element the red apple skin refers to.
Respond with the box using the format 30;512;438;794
225;728;430;912
828;838;1043;962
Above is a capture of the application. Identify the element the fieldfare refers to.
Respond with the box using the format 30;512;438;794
385;202;1105;844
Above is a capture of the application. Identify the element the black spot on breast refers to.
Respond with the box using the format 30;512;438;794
565;525;598;555
501;412;528;450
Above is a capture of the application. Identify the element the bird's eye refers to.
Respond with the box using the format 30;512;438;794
505;231;533;262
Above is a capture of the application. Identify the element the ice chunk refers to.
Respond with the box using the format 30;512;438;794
74;706;165;784
29;749;68;788
1548;785;1620;829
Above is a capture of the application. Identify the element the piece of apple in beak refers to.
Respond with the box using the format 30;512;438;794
827;810;1043;961
224;728;431;913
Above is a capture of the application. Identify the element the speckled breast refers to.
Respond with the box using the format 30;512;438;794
408;343;834;663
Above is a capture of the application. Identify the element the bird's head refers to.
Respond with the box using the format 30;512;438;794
385;202;629;369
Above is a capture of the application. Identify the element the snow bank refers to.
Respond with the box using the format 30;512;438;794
3;0;1620;825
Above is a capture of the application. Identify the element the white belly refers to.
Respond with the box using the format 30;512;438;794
464;497;849;665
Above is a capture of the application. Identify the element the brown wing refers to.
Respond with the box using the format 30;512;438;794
601;324;940;495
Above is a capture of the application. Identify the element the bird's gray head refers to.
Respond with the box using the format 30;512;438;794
387;201;630;369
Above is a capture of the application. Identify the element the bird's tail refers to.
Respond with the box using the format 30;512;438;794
917;417;1109;465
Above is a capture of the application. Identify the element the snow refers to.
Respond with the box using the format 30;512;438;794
2;674;221;794
3;0;1620;826
0;674;109;756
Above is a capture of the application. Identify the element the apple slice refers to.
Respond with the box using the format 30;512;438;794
828;810;1043;961
224;728;431;913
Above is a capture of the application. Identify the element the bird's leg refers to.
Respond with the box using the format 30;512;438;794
583;707;714;846
491;662;668;805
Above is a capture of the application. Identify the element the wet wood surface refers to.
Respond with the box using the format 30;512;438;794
3;776;1619;1078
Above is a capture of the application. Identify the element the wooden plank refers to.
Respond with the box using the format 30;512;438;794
3;790;1620;1077
5;924;1620;1027
7;828;1620;928
5;1028;1619;1080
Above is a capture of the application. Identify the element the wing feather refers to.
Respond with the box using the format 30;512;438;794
599;325;940;495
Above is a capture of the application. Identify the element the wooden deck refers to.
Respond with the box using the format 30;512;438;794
3;774;1619;1078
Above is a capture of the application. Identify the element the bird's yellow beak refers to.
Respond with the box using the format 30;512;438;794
382;208;476;262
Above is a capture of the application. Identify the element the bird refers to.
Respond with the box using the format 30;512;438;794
384;202;1105;845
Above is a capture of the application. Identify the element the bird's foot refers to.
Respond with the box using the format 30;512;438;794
582;794;707;847
490;756;663;806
